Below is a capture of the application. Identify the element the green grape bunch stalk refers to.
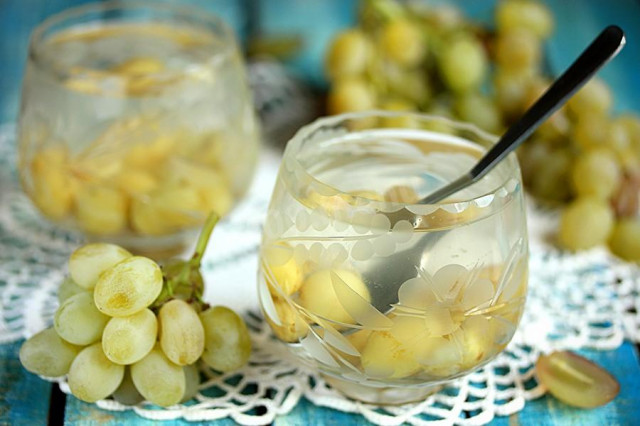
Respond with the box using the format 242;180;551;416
19;213;252;407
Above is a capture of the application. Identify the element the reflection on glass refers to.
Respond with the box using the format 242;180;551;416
258;112;528;404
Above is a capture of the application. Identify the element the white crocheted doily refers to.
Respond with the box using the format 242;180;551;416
1;116;638;425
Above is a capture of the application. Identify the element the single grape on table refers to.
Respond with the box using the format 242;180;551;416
19;214;252;407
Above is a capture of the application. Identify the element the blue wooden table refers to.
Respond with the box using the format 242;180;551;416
1;0;640;424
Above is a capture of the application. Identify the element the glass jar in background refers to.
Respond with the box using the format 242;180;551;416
18;1;260;259
258;111;529;404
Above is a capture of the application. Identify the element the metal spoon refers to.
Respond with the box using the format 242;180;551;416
363;25;626;313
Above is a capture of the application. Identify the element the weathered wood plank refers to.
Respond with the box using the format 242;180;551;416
0;340;51;426
63;397;239;425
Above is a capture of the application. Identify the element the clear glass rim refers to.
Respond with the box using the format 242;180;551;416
28;0;236;79
283;110;521;209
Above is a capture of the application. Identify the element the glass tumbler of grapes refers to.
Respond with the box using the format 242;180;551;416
18;1;260;258
258;111;528;404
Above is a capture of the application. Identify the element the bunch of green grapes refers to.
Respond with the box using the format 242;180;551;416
325;0;640;260
19;216;251;407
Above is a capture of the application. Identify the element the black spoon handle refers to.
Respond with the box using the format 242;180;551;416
420;25;626;205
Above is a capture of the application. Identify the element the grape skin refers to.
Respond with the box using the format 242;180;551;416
567;78;613;118
181;363;200;403
29;145;75;220
298;269;370;325
93;256;163;317
112;367;144;406
559;198;614;250
379;19;426;67
75;184;127;236
158;300;205;366
68;343;125;403
609;219;640;262
495;0;553;38
102;308;158;365
536;351;619;408
58;277;88;304
571;149;621;200
200;306;251;373
325;30;370;81
494;29;541;72
437;35;487;94
131;346;186;407
454;93;503;134
327;78;376;116
69;243;131;289
572;113;610;150
54;292;110;346
19;328;81;377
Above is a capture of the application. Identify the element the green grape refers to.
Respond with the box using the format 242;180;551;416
494;29;541;71
493;68;536;119
418;5;465;33
608;118;632;154
199;306;251;373
536;351;619;408
567;78;612;118
559;197;614;251
19;328;81;377
94;256;163;317
131;346;186;407
609;219;640;262
58;277;88;304
383;66;432;108
158;300;205;366
613;115;640;168
517;139;551;186
454;93;503;134
571;149;621;200
75;184;127;236
529;147;572;202
495;0;554;39
379;99;418;128
437;34;487;94
379;19;426;67
102;308;157;365
54;292;110;346
181;363;200;403
616;114;640;149
571;112;610;150
68;343;125;403
112;367;144;406
325;30;370;81
69;243;131;289
327;78;376;116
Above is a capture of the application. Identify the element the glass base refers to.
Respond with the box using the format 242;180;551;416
322;375;442;405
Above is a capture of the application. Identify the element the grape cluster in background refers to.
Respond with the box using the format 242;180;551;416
324;0;640;260
19;216;251;407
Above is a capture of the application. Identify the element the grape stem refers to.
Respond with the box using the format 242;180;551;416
191;212;220;268
154;213;219;310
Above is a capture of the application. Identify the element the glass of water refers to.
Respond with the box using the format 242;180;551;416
18;1;259;258
258;111;528;404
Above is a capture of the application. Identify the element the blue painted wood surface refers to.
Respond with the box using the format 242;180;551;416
274;343;640;425
0;340;52;425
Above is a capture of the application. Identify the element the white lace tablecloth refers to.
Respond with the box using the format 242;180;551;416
1;121;639;426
